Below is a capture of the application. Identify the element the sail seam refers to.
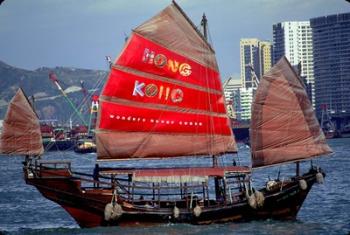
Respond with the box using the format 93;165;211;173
100;95;228;118
96;128;232;137
111;64;222;95
252;153;332;170
96;154;232;162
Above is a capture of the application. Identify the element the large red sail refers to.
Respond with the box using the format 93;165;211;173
96;3;236;160
0;88;44;156
250;57;332;168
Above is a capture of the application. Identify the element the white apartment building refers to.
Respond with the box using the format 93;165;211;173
273;21;315;105
239;88;254;121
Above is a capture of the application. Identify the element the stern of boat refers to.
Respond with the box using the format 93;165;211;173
249;165;326;220
22;158;110;228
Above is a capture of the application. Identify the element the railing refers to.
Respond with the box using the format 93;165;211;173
36;160;71;171
28;160;251;209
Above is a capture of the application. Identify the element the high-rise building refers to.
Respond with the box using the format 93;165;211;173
240;38;272;88
310;13;350;121
260;41;273;76
272;21;315;105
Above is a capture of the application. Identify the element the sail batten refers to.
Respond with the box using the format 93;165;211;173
0;88;44;156
114;33;222;91
111;63;223;95
96;3;236;160
96;131;234;160
102;68;227;114
99;95;229;118
250;57;332;168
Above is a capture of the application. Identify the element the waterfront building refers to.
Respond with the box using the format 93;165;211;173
223;77;242;101
310;13;350;123
223;77;242;119
222;78;254;121
240;38;272;88
238;88;254;120
273;21;315;105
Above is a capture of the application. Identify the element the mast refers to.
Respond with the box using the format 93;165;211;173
201;13;208;41
200;12;218;162
295;62;301;176
200;12;221;203
296;162;300;176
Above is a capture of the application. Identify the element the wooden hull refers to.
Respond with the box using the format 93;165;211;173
340;131;350;138
24;165;321;228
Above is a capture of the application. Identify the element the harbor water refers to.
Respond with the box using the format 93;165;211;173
0;138;349;234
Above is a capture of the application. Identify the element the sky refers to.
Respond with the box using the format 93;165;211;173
0;0;349;81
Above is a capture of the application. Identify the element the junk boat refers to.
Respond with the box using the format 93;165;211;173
0;2;331;228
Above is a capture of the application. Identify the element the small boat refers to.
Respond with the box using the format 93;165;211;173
41;125;75;151
320;105;336;139
74;137;96;154
72;95;99;154
0;2;332;228
340;124;350;138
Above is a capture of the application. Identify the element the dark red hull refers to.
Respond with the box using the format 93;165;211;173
24;165;320;228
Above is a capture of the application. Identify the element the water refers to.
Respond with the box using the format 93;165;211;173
0;139;349;234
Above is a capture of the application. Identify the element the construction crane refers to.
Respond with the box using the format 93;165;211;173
79;80;93;113
87;94;99;135
245;63;260;88
49;72;88;126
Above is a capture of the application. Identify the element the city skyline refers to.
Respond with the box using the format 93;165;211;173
273;21;315;105
240;38;272;88
312;12;350;119
0;0;349;80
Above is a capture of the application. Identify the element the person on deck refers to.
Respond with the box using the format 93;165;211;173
93;164;100;187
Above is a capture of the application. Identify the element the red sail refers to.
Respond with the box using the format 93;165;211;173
0;88;44;156
96;3;236;160
250;57;332;168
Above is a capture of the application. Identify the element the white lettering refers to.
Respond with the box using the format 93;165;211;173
133;80;145;96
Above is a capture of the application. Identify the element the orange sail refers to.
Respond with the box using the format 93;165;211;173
96;2;236;160
0;88;44;156
250;57;332;168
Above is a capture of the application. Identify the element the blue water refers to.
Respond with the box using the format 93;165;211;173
0;139;349;234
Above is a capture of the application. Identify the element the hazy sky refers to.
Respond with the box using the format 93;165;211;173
0;0;349;80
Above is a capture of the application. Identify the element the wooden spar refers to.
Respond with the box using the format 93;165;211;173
212;155;218;167
296;161;300;177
